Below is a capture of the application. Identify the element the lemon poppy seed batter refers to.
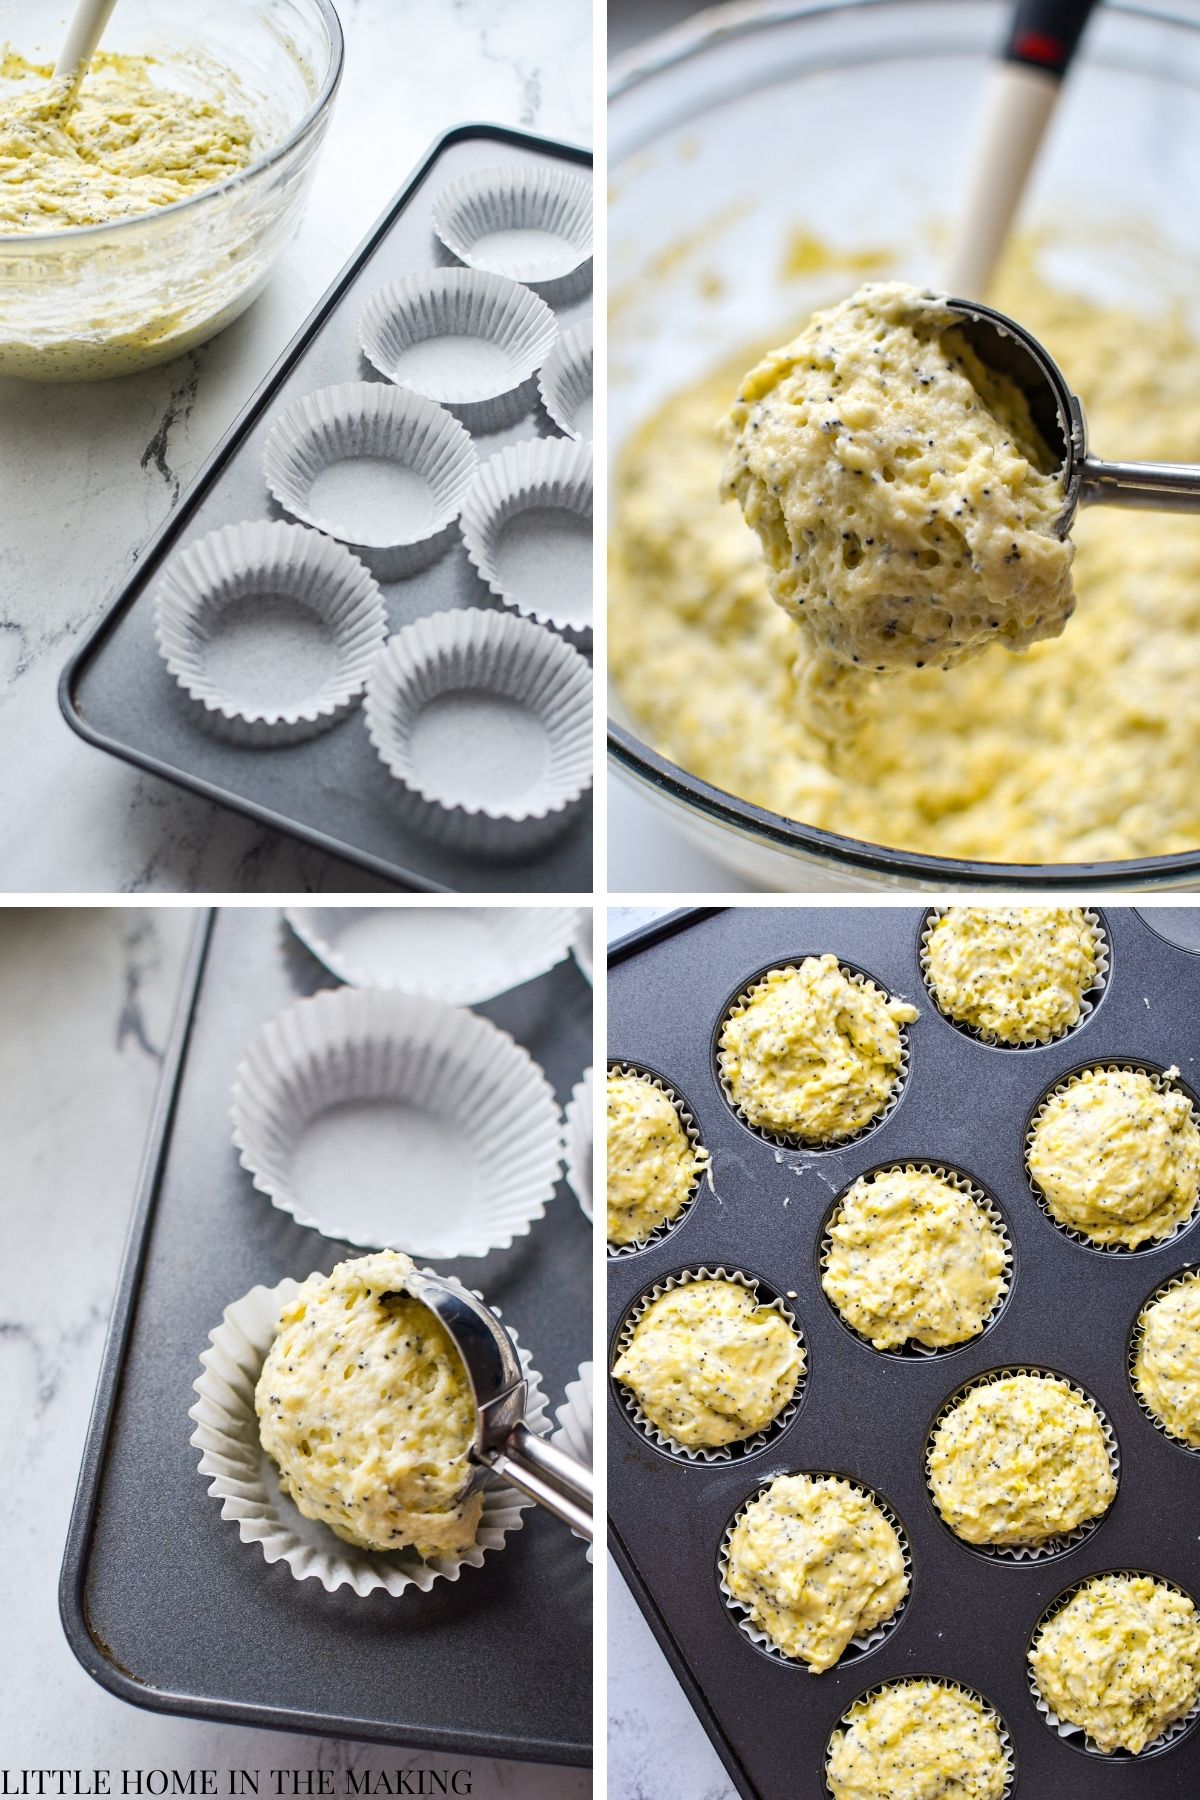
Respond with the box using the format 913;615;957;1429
826;1681;1011;1800
606;1070;710;1246
924;906;1099;1043
1133;1272;1200;1446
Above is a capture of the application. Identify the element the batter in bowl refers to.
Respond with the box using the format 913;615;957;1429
606;1068;710;1246
923;906;1099;1043
1132;1272;1200;1446
826;1680;1011;1800
1029;1573;1200;1754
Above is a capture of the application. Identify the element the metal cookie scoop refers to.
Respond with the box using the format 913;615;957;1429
945;297;1200;538
397;1268;593;1540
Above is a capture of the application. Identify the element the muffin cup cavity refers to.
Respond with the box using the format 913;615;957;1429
605;1060;711;1258
818;1163;1013;1359
1025;1061;1200;1255
919;907;1109;1048
714;957;914;1152
822;1678;1016;1800
717;1471;912;1671
564;1066;593;1223
459;436;593;635
551;1361;593;1561
187;1272;548;1598
923;1365;1120;1563
538;318;593;440
1127;1267;1200;1455
432;162;592;293
611;1267;806;1462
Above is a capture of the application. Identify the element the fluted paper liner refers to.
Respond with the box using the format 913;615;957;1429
459;437;593;634
283;904;579;1004
359;268;557;431
564;1066;593;1223
572;908;593;984
919;908;1108;1047
717;959;914;1151
1025;1061;1200;1253
188;1272;548;1597
154;520;387;745
432;162;592;290
924;1365;1120;1561
264;381;477;580
606;1061;712;1258
230;985;564;1259
538;319;593;440
1128;1267;1200;1454
1028;1571;1200;1756
551;1361;593;1561
823;1679;1015;1800
362;608;592;857
613;1266;805;1461
819;1164;1013;1359
718;1473;912;1670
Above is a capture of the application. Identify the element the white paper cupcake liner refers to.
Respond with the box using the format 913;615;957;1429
819;1164;1013;1359
919;907;1109;1048
716;959;914;1152
823;1679;1015;1800
229;985;564;1259
1128;1266;1200;1455
359;268;557;432
538;319;593;441
154;520;388;745
612;1266;805;1461
1028;1571;1200;1757
263;381;477;581
564;1066;593;1223
572;908;593;984
924;1365;1120;1561
459;437;593;635
283;904;579;1004
432;162;592;293
188;1271;547;1597
718;1473;912;1670
606;1061;712;1258
551;1362;593;1561
1026;1062;1200;1254
362;607;592;858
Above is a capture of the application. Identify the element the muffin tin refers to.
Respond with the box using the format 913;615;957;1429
607;907;1200;1799
60;907;591;1759
59;126;592;893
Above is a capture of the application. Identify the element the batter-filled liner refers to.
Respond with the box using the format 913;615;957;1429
821;1676;1016;1800
1127;1268;1200;1457
459;436;593;634
432;162;592;291
918;907;1109;1048
605;1060;711;1259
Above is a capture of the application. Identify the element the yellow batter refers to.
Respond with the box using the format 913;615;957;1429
927;1372;1115;1547
924;906;1099;1043
724;1473;908;1672
606;1069;710;1246
0;51;255;233
611;1278;804;1449
826;1681;1011;1800
822;1167;1007;1350
722;282;1073;678
609;241;1200;865
1029;1573;1200;1755
1133;1272;1200;1446
1027;1066;1200;1248
719;954;917;1142
254;1251;482;1560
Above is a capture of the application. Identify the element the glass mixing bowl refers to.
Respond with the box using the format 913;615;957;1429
0;0;342;380
608;0;1200;891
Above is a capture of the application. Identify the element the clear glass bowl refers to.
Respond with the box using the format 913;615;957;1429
608;0;1200;891
0;0;342;380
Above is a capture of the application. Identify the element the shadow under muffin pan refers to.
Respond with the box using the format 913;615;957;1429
917;907;1110;1049
607;907;1200;1800
605;1058;710;1259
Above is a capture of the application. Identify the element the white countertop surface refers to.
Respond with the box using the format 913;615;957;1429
0;0;590;894
0;906;589;1794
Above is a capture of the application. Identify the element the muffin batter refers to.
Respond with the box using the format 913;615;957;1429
609;242;1200;864
719;954;917;1141
924;906;1099;1043
1133;1272;1200;1446
254;1250;482;1559
611;1277;804;1448
826;1681;1011;1800
1029;1573;1200;1754
822;1167;1007;1350
1027;1066;1200;1248
724;1472;908;1671
0;51;255;232
606;1069;710;1245
927;1372;1115;1547
722;282;1073;677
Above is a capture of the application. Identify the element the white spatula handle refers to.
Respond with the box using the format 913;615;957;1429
54;0;119;80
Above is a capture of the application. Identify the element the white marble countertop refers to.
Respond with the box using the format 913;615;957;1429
0;907;589;1794
0;0;590;893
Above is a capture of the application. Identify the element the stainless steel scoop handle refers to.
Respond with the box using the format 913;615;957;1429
485;1424;594;1540
1081;455;1200;514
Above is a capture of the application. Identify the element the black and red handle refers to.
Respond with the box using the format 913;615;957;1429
1004;0;1099;78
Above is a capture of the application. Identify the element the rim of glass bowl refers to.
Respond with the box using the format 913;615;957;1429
0;0;345;246
607;0;1200;891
